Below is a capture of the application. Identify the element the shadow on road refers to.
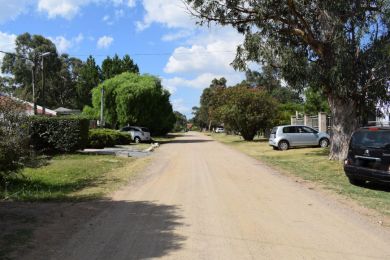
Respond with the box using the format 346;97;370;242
0;200;186;260
167;139;213;144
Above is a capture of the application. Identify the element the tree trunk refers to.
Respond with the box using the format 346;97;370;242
328;95;359;161
241;129;256;141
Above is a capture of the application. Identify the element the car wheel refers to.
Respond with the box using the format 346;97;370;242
134;137;141;144
319;138;330;148
278;140;289;151
348;177;365;186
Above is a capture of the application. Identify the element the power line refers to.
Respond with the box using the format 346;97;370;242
64;50;236;57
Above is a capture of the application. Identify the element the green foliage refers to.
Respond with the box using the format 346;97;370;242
0;154;128;201
29;116;89;153
101;54;139;80
217;85;278;141
186;0;390;160
198;78;227;130
76;56;101;109
87;128;132;149
304;89;330;114
1;33;62;106
91;73;175;135
276;102;304;125
173;111;187;132
0;98;30;181
82;105;99;119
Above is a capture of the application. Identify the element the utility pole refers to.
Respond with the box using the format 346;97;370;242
40;52;51;115
100;87;104;128
31;64;37;115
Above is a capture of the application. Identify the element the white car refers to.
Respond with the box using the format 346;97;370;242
269;125;330;150
121;126;151;143
215;127;225;133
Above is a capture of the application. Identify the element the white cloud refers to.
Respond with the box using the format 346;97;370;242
163;73;244;91
97;36;114;49
127;0;136;8
162;30;193;42
48;33;84;53
164;28;244;75
0;32;17;76
49;36;72;53
74;33;84;43
37;0;92;19
38;0;135;20
172;98;191;114
102;15;110;22
137;0;194;31
0;0;31;24
111;0;136;7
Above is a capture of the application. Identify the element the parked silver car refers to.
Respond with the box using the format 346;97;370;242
120;126;151;143
269;125;330;150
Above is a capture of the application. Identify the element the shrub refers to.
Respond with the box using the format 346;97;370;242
0;97;30;182
87;129;132;149
29;116;89;153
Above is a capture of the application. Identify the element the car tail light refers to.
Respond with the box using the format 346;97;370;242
368;127;379;131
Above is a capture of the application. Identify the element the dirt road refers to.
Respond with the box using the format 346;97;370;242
51;132;390;259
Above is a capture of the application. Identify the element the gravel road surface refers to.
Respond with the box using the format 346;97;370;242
52;132;390;260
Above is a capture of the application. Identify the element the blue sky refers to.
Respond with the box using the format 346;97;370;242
0;0;247;117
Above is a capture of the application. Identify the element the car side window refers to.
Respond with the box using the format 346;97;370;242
283;127;296;133
297;127;305;133
302;126;315;133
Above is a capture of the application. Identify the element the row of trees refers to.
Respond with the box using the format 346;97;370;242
1;33;139;110
192;68;329;140
186;0;390;160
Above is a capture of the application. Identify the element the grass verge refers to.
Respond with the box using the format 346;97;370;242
1;154;149;201
211;133;390;217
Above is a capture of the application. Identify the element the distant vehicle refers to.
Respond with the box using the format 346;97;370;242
344;126;390;186
120;126;151;143
269;125;330;151
215;127;225;133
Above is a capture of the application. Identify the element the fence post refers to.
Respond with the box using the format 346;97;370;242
291;116;295;125
318;112;327;132
304;114;309;126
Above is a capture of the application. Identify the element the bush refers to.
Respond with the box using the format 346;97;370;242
0;97;30;182
87;129;132;149
29;116;89;153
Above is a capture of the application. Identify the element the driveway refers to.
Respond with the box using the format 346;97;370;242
48;132;390;259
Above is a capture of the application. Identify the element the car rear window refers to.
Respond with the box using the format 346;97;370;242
351;130;390;149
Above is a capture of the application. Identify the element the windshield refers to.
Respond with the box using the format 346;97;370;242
351;130;390;149
141;127;150;132
271;127;277;134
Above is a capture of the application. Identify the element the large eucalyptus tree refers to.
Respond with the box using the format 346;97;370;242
185;0;390;160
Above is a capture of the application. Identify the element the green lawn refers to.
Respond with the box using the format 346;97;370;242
1;154;149;201
211;133;390;217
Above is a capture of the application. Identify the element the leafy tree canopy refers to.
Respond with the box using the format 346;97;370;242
101;54;139;80
185;0;390;160
90;73;175;135
216;85;278;141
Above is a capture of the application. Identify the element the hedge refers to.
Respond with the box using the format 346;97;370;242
29;116;89;153
87;129;132;149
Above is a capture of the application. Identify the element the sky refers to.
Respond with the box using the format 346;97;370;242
0;0;248;117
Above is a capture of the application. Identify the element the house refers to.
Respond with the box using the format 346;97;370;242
0;93;57;116
54;107;81;116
